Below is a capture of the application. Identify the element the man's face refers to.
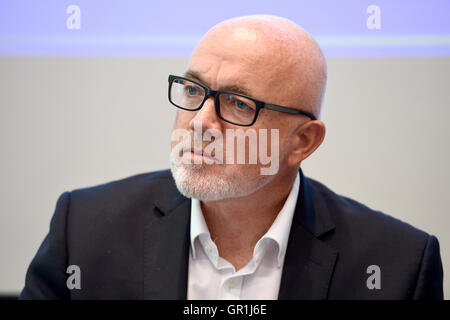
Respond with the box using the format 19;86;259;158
169;27;298;201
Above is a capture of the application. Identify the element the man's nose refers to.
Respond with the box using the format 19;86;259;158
189;96;221;131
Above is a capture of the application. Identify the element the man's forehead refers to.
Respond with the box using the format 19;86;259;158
186;46;285;99
183;69;255;97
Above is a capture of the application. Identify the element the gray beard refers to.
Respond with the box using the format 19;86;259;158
169;150;273;201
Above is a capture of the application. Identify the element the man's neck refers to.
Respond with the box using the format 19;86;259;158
199;168;298;270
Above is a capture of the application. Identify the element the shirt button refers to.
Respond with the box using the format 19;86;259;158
204;244;211;253
228;279;235;288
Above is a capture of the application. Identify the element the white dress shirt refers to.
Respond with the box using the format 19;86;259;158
187;172;300;300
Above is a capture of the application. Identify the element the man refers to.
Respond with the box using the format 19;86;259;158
20;15;443;299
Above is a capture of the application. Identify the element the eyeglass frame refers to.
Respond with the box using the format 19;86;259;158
168;74;317;127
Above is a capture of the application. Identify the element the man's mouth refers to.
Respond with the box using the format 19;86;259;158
182;147;218;163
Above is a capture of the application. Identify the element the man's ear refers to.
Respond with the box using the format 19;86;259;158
287;120;326;166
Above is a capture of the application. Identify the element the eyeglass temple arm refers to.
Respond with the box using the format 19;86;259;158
263;104;317;120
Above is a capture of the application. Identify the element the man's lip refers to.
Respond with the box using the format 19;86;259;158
182;148;217;161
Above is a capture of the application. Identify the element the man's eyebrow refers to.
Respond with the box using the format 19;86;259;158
224;85;252;97
182;70;253;97
183;70;204;83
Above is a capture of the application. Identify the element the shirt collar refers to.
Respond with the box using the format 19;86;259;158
190;198;210;259
261;171;300;267
189;171;300;265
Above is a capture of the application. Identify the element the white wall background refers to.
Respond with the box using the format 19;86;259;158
0;56;449;298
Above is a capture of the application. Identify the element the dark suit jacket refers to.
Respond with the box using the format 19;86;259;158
19;168;443;299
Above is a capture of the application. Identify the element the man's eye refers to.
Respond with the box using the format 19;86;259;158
236;100;250;110
185;85;200;95
229;96;253;111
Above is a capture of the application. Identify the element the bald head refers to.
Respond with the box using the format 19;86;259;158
190;15;327;119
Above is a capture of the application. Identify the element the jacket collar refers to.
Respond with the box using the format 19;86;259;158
143;173;191;299
294;168;336;237
277;168;338;299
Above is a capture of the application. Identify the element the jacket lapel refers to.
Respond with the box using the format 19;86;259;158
278;168;339;299
143;188;191;299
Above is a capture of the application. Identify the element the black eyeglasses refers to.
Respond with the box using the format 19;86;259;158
168;75;316;126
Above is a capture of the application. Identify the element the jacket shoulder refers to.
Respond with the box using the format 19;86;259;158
307;177;430;240
67;169;181;226
306;177;443;299
71;169;174;195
